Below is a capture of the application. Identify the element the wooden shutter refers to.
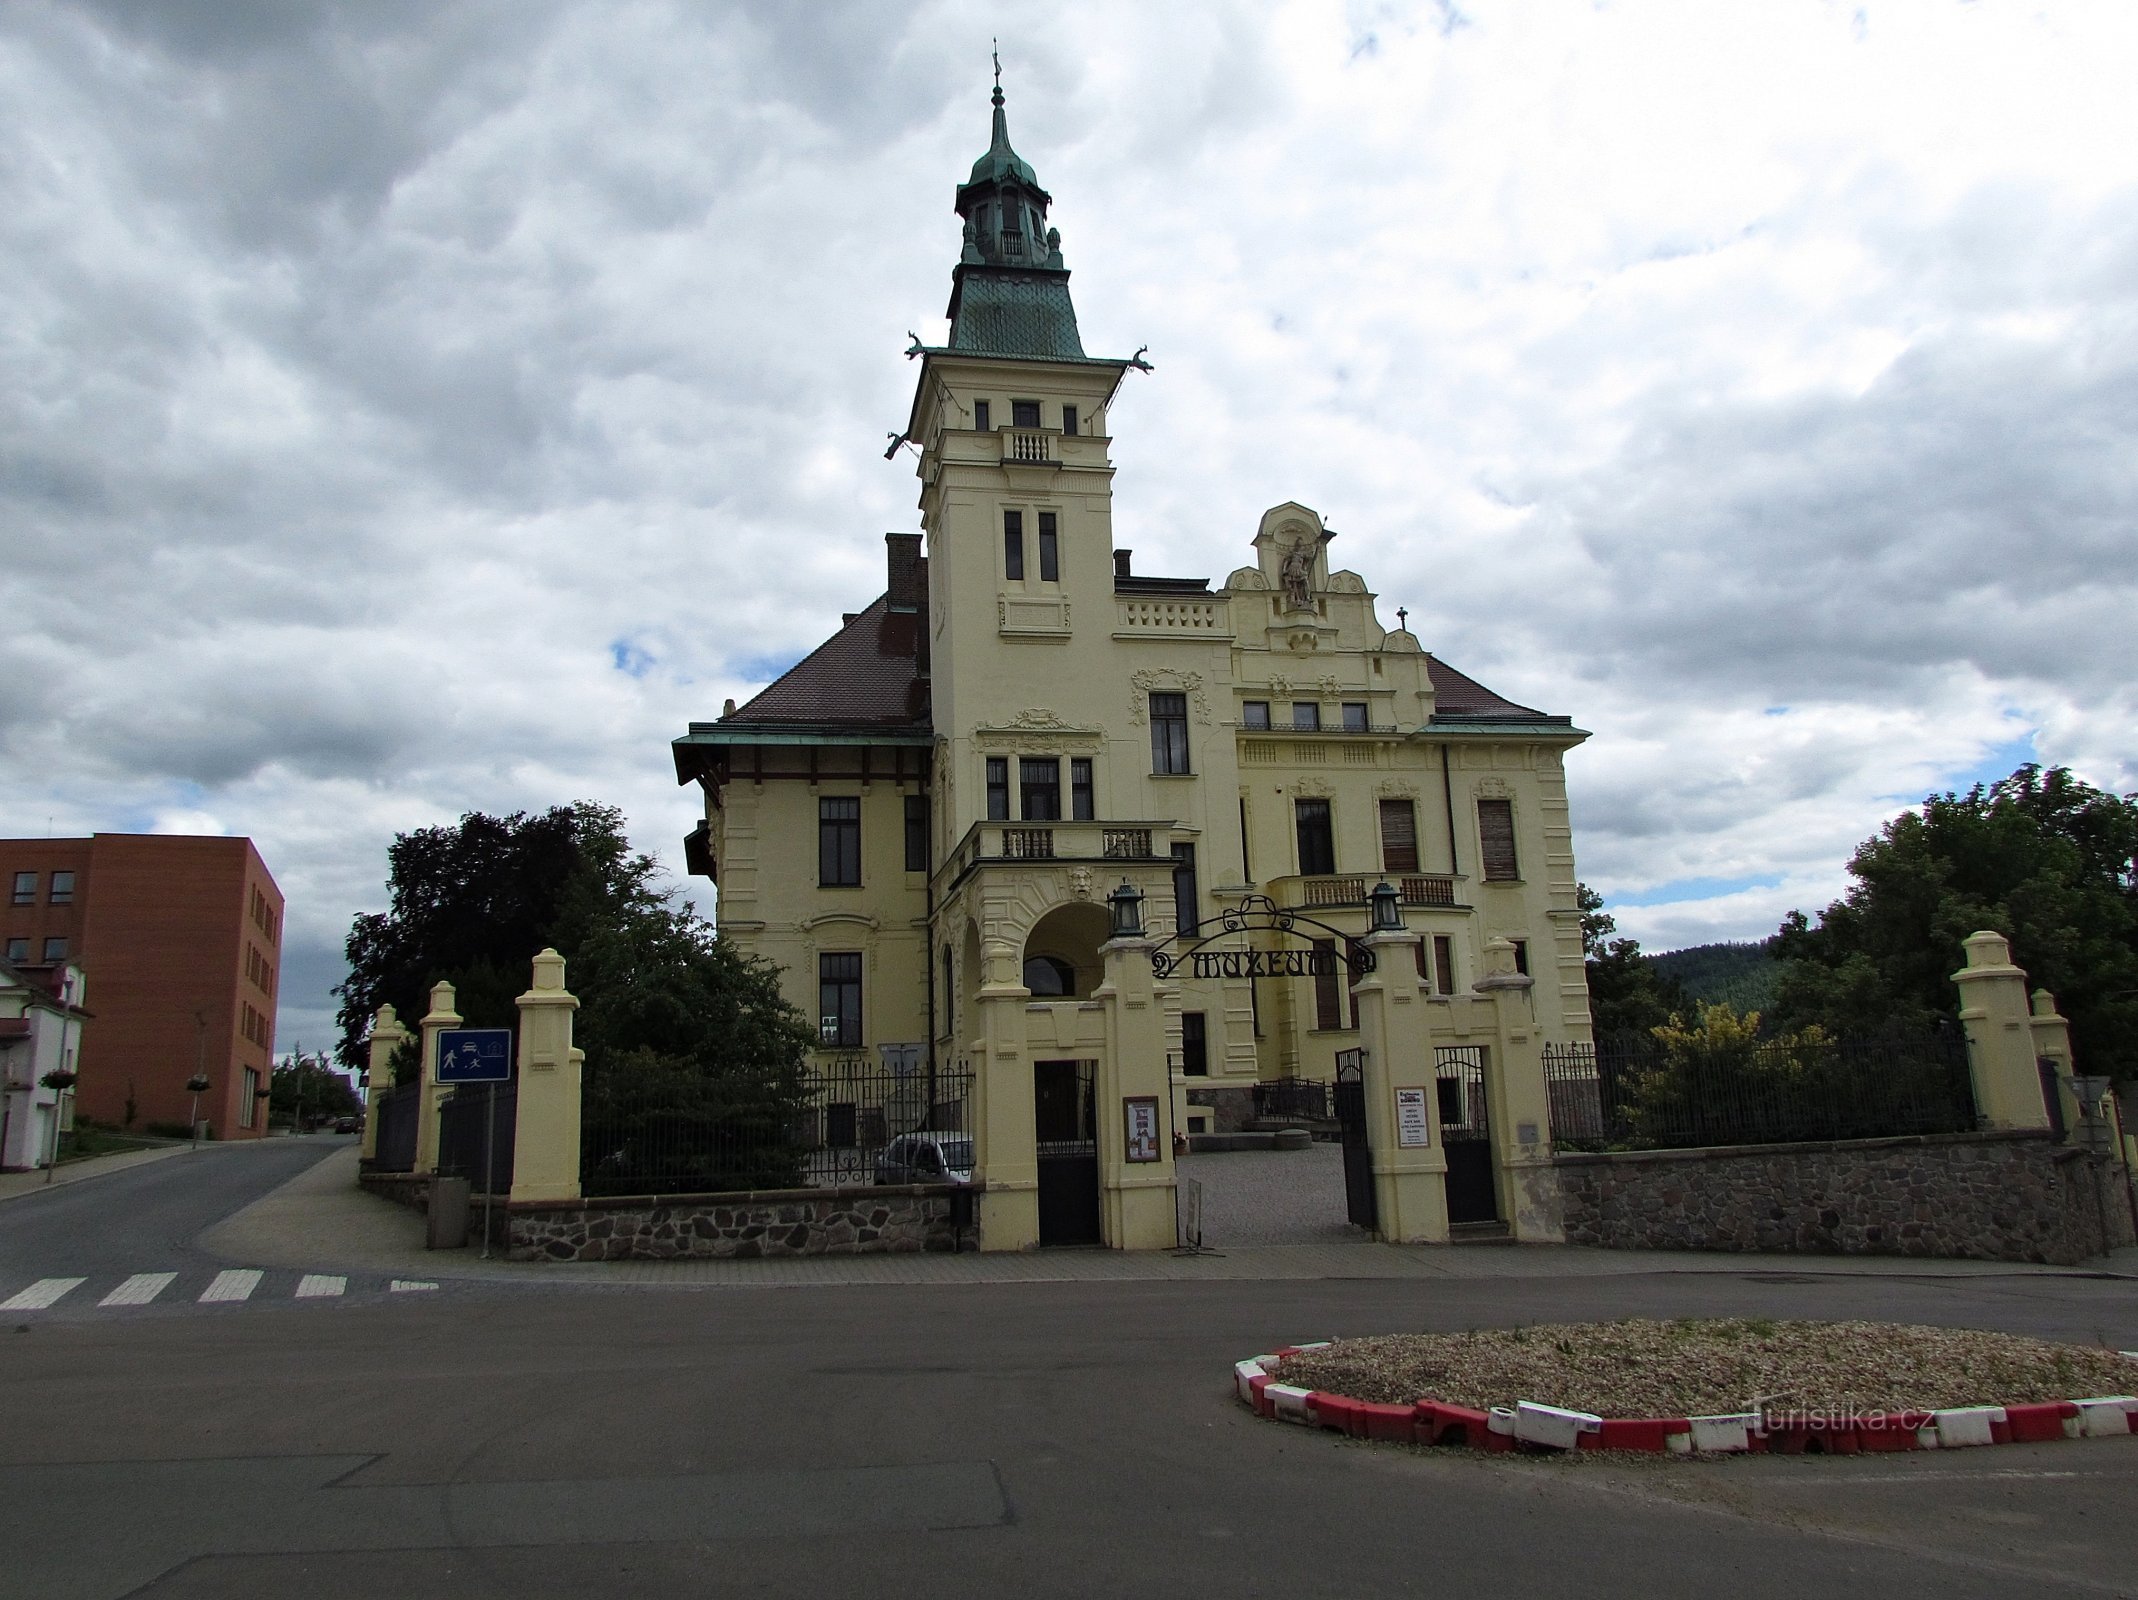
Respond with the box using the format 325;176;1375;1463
1379;798;1419;873
1313;940;1342;1030
1477;798;1519;881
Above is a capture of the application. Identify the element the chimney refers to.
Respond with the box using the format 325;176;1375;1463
1113;549;1132;581
886;532;925;613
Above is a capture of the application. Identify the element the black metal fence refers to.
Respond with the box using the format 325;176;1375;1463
1252;1076;1336;1122
1544;1027;1978;1151
371;1081;420;1173
438;1083;517;1196
581;1054;975;1199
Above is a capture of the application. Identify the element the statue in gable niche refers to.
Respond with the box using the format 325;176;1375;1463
1280;539;1317;612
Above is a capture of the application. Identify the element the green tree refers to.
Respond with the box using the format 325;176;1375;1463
1771;764;2138;1079
270;1051;362;1128
333;802;815;1085
1577;883;1689;1040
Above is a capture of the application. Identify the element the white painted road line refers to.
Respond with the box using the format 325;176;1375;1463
2;1277;86;1311
98;1273;177;1308
389;1280;439;1293
294;1274;346;1299
199;1269;262;1304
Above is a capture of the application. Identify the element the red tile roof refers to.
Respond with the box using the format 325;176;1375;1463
724;595;931;730
1426;656;1552;719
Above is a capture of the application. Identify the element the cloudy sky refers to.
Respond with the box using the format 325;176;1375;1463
5;0;2135;1054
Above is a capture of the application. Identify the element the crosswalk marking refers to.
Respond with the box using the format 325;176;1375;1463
294;1274;345;1299
2;1277;85;1311
199;1269;262;1304
98;1273;176;1307
390;1279;439;1293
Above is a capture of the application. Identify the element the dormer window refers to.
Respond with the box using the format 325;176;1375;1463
1012;399;1041;428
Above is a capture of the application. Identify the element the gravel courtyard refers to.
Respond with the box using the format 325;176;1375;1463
1176;1143;1365;1246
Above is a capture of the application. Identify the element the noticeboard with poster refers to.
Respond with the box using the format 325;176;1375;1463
1123;1095;1162;1163
1394;1086;1432;1148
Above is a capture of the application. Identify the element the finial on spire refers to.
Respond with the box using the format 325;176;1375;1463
992;40;1003;106
1396;607;1410;630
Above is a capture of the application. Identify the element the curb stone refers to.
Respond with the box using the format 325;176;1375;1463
1234;1347;2138;1455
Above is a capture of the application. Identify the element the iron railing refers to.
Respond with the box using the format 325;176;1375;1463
438;1083;517;1195
1543;1027;1978;1151
581;1055;974;1198
370;1081;420;1173
1252;1076;1336;1122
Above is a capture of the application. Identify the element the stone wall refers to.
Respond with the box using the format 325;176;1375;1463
1557;1131;2136;1266
500;1184;977;1262
358;1170;430;1211
1185;1085;1255;1133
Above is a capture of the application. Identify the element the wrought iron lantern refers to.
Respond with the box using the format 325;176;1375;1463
1368;878;1404;933
1107;879;1145;939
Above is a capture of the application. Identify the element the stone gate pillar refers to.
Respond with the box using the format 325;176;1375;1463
1474;938;1563;1242
1095;932;1179;1250
360;1004;408;1164
1351;927;1448;1244
414;980;461;1176
973;934;1038;1251
510;949;583;1205
1952;932;2053;1131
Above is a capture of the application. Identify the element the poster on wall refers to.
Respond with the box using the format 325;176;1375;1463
1124;1096;1162;1162
1394;1086;1432;1148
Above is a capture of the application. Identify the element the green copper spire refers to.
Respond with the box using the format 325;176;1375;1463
946;64;1084;358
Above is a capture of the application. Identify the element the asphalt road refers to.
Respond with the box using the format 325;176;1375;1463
3;1146;2135;1598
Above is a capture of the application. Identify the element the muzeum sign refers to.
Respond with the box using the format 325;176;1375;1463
1148;897;1376;983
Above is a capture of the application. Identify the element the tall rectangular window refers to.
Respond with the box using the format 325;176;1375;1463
1478;798;1519;880
1292;702;1321;731
986;758;1010;819
1149;692;1190;774
1239;797;1252;880
1512;939;1529;976
240;1067;259;1129
10;872;34;906
1342;702;1369;732
1241;701;1270;729
904;794;929;872
1012;398;1041;428
818;796;861;887
48;871;74;906
818;953;862;1048
1313;940;1342;1030
1070;758;1094;820
1037;511;1059;582
5;938;26;962
1181;1012;1208;1077
1295;798;1335;876
1061;404;1078;436
973;399;991;432
1171;842;1199;937
1003;509;1025;580
1433;935;1456;996
42;937;68;962
1019;757;1061;820
1378;798;1419;874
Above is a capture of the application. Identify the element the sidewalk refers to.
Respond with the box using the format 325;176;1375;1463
202;1146;2138;1288
0;1140;194;1204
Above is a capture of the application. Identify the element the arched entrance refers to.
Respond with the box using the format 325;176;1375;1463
1025;901;1108;1244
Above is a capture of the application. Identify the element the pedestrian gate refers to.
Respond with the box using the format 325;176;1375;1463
1334;1049;1377;1231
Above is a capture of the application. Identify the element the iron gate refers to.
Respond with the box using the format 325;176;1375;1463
438;1082;517;1196
1334;1050;1377;1231
370;1081;419;1173
1436;1045;1498;1224
1034;1059;1100;1246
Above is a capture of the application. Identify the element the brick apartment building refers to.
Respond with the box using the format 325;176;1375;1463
0;834;283;1139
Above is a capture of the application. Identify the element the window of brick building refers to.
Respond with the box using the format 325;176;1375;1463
11;872;34;906
48;871;74;905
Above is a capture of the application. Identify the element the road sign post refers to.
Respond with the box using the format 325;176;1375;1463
436;1030;512;1258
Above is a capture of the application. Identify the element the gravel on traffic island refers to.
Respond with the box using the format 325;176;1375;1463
1275;1319;2138;1419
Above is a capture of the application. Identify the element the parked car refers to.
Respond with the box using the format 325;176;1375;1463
874;1132;974;1186
333;1115;360;1135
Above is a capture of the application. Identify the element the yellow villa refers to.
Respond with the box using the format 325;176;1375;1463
672;80;1594;1251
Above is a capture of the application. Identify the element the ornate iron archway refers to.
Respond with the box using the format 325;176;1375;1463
1147;895;1375;982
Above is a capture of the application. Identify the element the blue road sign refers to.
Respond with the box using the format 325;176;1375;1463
436;1028;513;1084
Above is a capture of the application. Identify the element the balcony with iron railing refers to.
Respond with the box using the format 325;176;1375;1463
1280;874;1464;912
934;818;1181;892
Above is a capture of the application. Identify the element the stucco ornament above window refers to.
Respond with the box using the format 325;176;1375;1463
1128;669;1210;725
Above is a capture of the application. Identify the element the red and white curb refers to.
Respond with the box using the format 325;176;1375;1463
1234;1346;2138;1455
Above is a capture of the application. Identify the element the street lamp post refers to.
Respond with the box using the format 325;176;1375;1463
185;1072;211;1149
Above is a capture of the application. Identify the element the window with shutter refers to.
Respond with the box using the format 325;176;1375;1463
1477;798;1519;881
1312;940;1342;1030
1378;798;1419;874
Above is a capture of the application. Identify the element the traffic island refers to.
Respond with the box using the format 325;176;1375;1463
1235;1319;2138;1454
